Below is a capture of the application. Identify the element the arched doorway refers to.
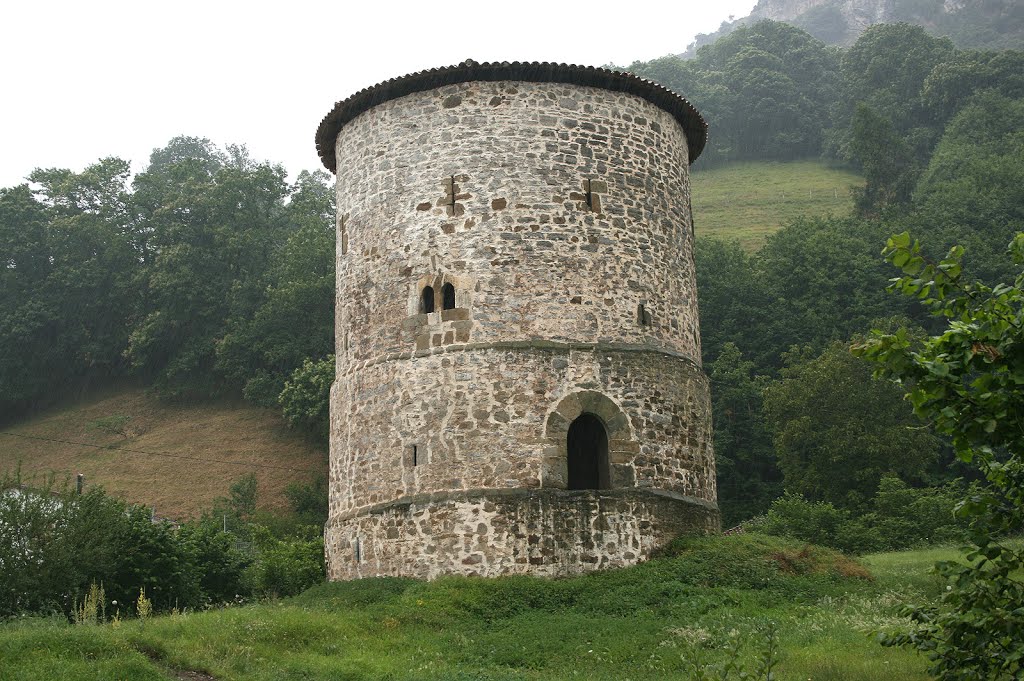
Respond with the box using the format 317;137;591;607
567;414;610;490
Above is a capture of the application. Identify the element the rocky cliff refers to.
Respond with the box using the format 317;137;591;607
682;0;1022;55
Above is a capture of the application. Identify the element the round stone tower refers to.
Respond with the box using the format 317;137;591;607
315;60;718;580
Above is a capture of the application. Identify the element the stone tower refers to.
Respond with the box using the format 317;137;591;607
315;60;718;580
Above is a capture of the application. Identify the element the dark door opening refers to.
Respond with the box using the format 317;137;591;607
567;413;610;490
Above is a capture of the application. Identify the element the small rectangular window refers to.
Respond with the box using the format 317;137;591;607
405;444;422;467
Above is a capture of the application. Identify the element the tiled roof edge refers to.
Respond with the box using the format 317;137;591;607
314;59;708;172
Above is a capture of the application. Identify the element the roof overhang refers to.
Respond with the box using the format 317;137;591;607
314;59;708;173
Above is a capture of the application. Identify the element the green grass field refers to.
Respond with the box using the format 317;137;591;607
691;160;864;250
0;534;952;681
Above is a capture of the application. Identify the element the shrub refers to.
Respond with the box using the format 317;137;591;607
1;472;76;617
177;519;250;606
0;470;257;618
242;525;325;598
753;478;969;554
279;355;334;442
285;474;328;526
753;493;855;549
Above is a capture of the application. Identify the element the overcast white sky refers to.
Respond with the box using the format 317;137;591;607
0;0;756;187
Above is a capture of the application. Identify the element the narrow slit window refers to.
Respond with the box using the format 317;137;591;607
339;216;348;255
354;537;361;563
442;283;456;310
581;178;602;212
412;445;418;466
421;286;435;314
638;303;652;327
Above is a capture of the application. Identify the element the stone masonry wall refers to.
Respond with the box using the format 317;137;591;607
327;78;716;579
333;80;700;373
329;347;714;517
327;489;718;580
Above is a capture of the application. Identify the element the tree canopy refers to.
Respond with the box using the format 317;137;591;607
854;232;1024;681
0;138;335;439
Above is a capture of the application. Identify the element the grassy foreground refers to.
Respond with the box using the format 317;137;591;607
691;160;863;250
0;386;326;518
0;534;950;680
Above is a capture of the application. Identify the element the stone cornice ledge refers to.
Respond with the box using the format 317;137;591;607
327;487;719;527
344;339;705;376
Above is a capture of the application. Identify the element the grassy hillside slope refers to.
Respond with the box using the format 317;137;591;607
0;534;946;680
0;387;326;519
692;160;863;249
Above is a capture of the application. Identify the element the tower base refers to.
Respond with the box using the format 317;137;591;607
325;488;719;580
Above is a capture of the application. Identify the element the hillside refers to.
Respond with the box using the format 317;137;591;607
691;160;863;250
0;534;945;680
0;386;326;519
0;159;855;518
683;0;1024;54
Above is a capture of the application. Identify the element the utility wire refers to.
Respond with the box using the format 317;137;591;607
0;431;320;473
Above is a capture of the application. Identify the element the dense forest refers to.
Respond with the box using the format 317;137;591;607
621;21;1024;526
685;0;1024;55
0;141;336;438
2;20;1022;532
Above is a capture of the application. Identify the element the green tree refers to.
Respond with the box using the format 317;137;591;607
696;218;919;377
829;23;954;153
693;238;766;365
849;103;918;215
127;139;291;397
285;474;329;526
177;519;250;606
0;185;56;414
228;473;259;520
708;343;778;525
28;159;141;385
279;355;335;442
911;91;1024;283
628;20;838;165
216;170;336;405
752;217;915;373
0;473;203;617
0;159;140;415
920;49;1024;125
854;232;1024;680
763;340;941;507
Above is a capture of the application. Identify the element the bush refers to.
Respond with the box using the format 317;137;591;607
752;478;969;554
177;519;251;606
868;476;968;548
754;494;895;554
285;474;328;526
1;472;77;617
279;355;334;442
0;470;257;618
242;525;325;598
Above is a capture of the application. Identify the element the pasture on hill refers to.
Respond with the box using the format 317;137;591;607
691;161;864;250
0;534;944;680
0;387;326;519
